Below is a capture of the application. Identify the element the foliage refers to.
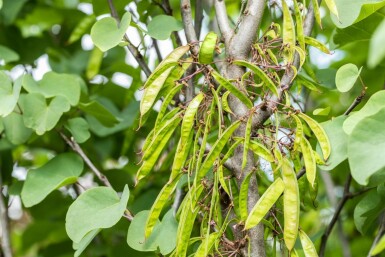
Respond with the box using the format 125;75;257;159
0;0;385;257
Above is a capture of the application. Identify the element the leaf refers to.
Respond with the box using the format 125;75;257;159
21;153;84;207
300;137;317;187
147;15;183;40
348;107;385;185
233;60;279;96
65;117;91;143
354;190;384;235
127;209;178;254
140;45;190;118
335;63;362;92
0;72;21;117
199;32;218;64
91;12;131;51
368;19;385;68
331;0;385;28
22;72;82;106
19;93;71;135
79;101;119;127
281;159;299;251
244;178;285;230
211;70;253;108
66;185;129;243
299;229;319;257
304;36;330;54
0;45;19;64
317;116;348;171
298;113;331;160
2;112;32;145
73;229;101;257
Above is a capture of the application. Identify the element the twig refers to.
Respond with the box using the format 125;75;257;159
319;86;368;256
0;175;13;257
368;214;385;257
106;0;152;77
60;132;134;221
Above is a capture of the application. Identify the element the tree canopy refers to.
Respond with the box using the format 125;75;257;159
1;0;385;257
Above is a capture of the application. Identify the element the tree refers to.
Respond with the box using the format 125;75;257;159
1;0;385;256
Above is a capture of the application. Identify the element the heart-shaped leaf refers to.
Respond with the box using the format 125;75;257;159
147;15;183;40
0;45;19;64
22;73;81;106
0;72;22;117
335;63;361;92
19;93;71;135
21;153;84;207
65;117;90;143
2;112;32;145
348;107;385;185
66;185;129;243
91;12;131;51
127;209;177;254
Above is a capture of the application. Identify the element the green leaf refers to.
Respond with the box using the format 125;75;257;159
22;72;81;106
73;229;101;257
21;153;84;207
19;93;71;135
343;90;385;135
348;107;385;185
354;190;384;234
2;112;32;145
66;185;129;243
368;19;385;68
199;32;218;64
127;209;177;254
79;101;120;127
331;0;385;28
335;63;361;92
317;116;348;171
147;15;183;40
65;117;91;144
0;72;21;117
0;45;19;64
91;12;131;51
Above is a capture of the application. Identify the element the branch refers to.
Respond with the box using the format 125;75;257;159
181;0;199;56
230;0;266;59
107;0;152;77
60;132;134;221
214;0;233;43
0;176;13;257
